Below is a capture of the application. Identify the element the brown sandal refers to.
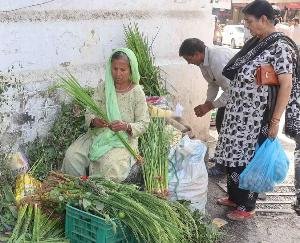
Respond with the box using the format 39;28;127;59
217;197;237;207
226;209;255;221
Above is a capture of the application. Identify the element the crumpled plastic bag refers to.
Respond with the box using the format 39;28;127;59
15;173;41;203
168;135;208;212
239;138;289;193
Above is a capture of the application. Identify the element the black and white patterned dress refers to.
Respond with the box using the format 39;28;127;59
214;39;297;167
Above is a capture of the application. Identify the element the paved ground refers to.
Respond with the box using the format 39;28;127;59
206;125;300;243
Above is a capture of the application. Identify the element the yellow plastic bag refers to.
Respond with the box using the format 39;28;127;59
148;104;172;118
15;173;41;203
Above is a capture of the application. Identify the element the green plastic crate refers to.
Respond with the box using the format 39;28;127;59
65;205;134;243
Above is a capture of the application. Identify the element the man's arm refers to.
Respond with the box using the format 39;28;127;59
206;80;220;104
210;50;233;108
194;48;233;117
211;84;230;108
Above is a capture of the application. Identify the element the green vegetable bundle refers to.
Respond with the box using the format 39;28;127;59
8;204;67;243
57;73;142;162
124;23;166;96
39;171;197;243
140;118;172;196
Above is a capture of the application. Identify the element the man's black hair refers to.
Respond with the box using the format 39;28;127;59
179;38;206;56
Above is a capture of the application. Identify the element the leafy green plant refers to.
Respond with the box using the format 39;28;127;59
191;209;222;243
179;200;222;243
0;185;17;234
0;154;17;235
0;153;15;188
124;23;166;96
26;102;86;180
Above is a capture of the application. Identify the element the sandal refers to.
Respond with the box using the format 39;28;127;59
226;209;255;221
217;197;237;207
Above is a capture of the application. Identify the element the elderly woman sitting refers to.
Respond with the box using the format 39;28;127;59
62;48;150;181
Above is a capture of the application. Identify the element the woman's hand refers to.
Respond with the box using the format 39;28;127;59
110;120;130;132
268;120;280;138
91;118;109;128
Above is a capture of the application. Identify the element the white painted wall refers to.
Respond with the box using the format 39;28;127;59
0;0;214;152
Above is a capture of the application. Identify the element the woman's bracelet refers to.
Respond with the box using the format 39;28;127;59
126;123;132;134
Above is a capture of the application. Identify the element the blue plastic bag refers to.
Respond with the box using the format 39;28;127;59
239;138;289;193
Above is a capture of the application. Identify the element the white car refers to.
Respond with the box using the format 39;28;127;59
222;25;245;49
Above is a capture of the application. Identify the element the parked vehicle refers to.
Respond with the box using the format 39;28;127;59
213;27;223;46
222;25;245;49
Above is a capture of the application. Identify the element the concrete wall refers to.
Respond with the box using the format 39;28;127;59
0;0;214;152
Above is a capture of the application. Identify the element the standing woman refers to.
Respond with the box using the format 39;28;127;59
213;0;300;221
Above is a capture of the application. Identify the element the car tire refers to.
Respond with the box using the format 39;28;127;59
231;39;236;49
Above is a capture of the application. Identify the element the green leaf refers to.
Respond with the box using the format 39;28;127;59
8;205;18;218
3;185;15;203
111;221;117;234
82;198;92;210
95;202;104;211
49;189;59;199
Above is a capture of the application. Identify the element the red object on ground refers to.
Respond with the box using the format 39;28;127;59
226;209;255;221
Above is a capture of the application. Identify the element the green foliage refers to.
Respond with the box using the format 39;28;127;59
179;200;222;243
0;185;17;234
0;153;15;188
191;209;222;243
0;154;17;235
26;102;86;180
124;23;167;96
